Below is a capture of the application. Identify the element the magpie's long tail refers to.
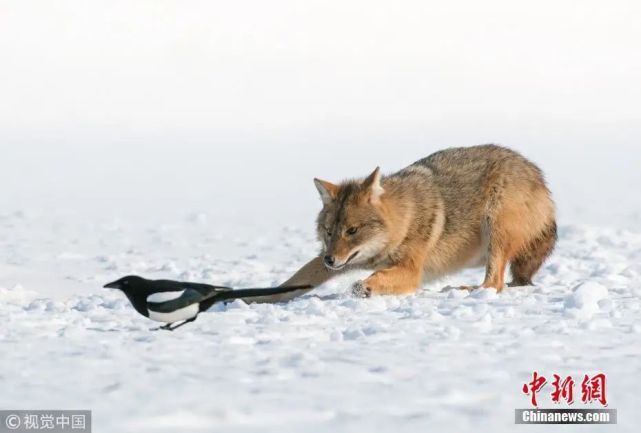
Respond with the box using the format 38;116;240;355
211;285;315;305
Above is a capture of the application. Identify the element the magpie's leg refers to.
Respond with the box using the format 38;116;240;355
150;323;175;331
166;316;197;331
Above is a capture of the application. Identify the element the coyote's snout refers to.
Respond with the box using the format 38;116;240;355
314;167;390;271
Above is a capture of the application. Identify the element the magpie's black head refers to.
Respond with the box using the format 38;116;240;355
103;275;146;292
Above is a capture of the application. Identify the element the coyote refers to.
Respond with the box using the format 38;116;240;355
246;144;556;302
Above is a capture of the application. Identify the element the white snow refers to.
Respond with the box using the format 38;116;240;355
1;211;641;432
564;281;609;320
2;1;641;431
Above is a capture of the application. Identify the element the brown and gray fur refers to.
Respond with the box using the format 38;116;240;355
241;144;556;302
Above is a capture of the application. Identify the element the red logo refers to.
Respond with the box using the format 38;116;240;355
522;371;547;407
581;373;607;406
551;374;575;405
522;372;607;407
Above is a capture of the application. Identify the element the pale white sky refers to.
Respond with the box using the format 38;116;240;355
1;0;640;227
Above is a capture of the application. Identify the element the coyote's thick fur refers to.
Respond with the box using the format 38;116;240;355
245;144;556;302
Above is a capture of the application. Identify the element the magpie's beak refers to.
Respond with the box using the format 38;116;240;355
103;281;120;289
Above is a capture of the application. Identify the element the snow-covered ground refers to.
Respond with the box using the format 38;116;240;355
2;1;641;431
1;208;640;432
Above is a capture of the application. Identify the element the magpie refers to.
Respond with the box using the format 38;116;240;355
103;275;311;331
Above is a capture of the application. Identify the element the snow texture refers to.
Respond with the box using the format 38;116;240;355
2;1;641;431
1;210;640;433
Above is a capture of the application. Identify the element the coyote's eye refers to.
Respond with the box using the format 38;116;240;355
346;226;358;236
326;229;332;237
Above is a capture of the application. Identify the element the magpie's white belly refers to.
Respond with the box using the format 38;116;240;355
148;303;199;323
146;290;198;323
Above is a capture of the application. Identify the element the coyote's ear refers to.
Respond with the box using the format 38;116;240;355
314;178;338;205
362;166;384;204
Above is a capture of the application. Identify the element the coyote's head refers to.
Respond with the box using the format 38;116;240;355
314;167;389;270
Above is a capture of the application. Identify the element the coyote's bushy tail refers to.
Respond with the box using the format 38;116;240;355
510;221;557;286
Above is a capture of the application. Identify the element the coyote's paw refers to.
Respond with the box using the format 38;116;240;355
351;280;371;298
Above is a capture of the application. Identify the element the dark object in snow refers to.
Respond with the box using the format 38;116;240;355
103;275;311;331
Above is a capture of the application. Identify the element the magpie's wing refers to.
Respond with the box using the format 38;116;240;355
151;279;232;292
148;287;232;313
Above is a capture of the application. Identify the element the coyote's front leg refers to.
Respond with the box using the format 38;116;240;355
352;243;427;297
